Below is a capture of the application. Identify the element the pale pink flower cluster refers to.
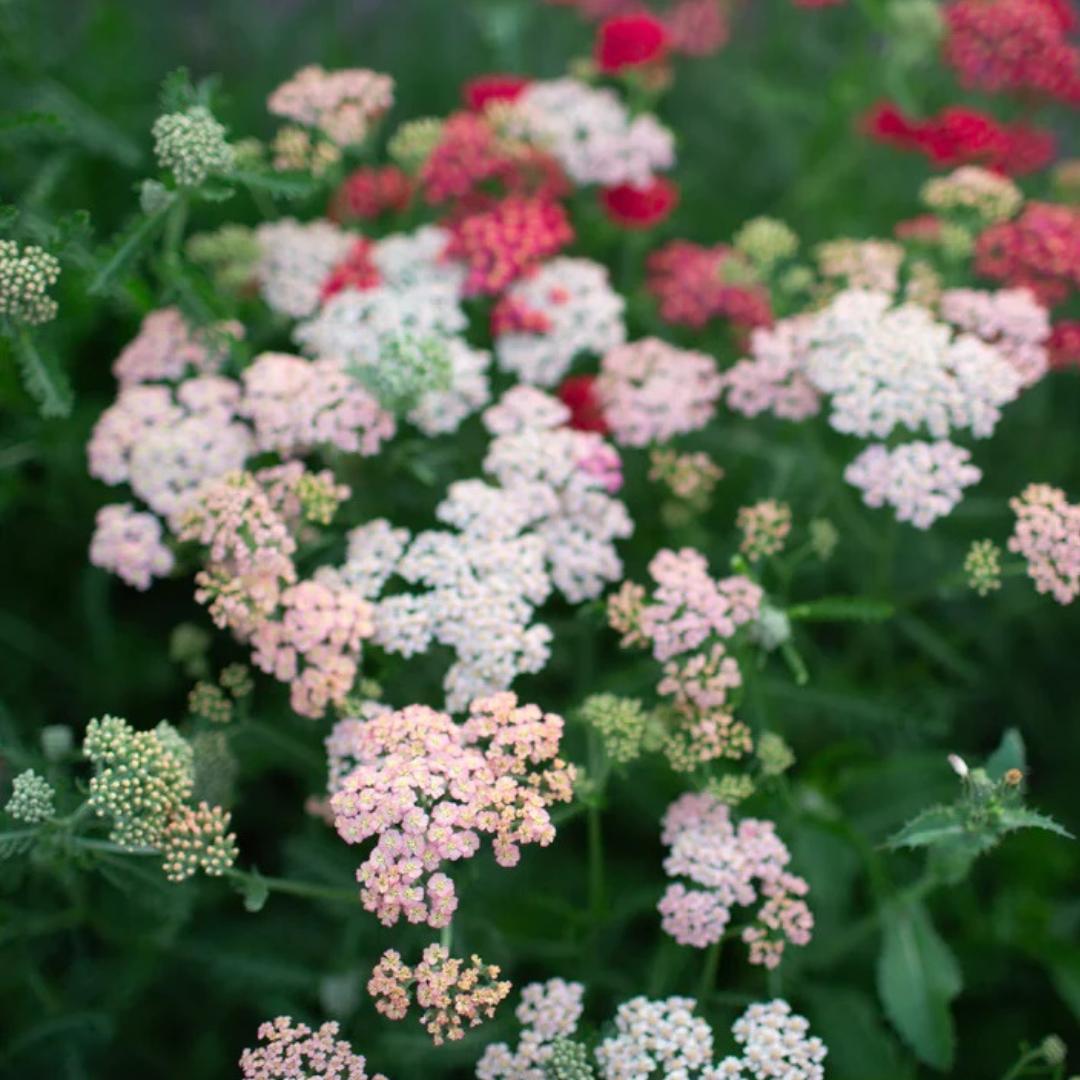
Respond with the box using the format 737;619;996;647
598;338;723;447
658;792;813;967
482;385;571;436
508;78;675;187
250;573;375;718
724;317;821;421
239;351;395;456
844;441;981;529
939;287;1050;387
815;238;904;292
239;1016;386;1080
736;500;792;562
476;978;586;1080
1008;483;1080;604
368;945;511;1046
494;258;626;386
89;503;174;590
805;289;1023;440
325;699;392;795
330;693;575;927
87;376;253;525
608;548;759;770
721;999;827;1080
595;996;716;1079
268;65;394;146
112;307;240;386
255;218;354;318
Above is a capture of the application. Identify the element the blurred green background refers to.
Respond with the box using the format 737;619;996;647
1;1;1078;1076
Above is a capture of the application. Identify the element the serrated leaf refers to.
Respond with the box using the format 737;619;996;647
998;806;1073;840
877;899;961;1071
787;596;895;622
230;168;319;201
0;829;37;859
985;728;1025;782
159;67;197;114
11;331;73;418
886;806;966;850
0;110;67;141
88;206;169;296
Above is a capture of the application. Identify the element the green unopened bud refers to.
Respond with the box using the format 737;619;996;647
5;769;55;823
40;724;74;762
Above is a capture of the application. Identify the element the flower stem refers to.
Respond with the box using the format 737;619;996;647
225;868;358;905
440;920;454;954
587;801;605;922
698;938;722;1002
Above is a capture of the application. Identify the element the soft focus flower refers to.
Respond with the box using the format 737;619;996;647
152;105;234;187
724;317;821;421
737;499;792;562
90;503;175;590
596;996;716;1077
463;73;531;111
1008;483;1080;603
445;197;574;295
864;102;1056;175
815;238;904;292
726;999;828;1078
0;239;60;325
595;13;670;72
161;801;238;881
5;769;55;824
268;65;394;146
270;124;341;176
733;216;799;268
965;538;1003;595
844;440;982;528
579;693;649;764
509;78;675;188
388;116;445;174
112;307;238;387
331;166;414;221
658;791;813;966
975;202;1080;307
255;218;354;319
597;337;723;446
558;373;609;432
240;1016;386;1080
921;166;1022;224
600;177;679;228
649;449;723;507
1048;319;1080;369
494;257;626;386
943;0;1080;103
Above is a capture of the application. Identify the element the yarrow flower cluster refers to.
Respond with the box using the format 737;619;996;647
649;449;724;509
608;548;760;771
1008;483;1080;604
160;801;238;882
240;1016;387;1080
268;65;394;146
152;105;234;187
0;239;61;325
89;502;175;590
658;791;813;967
493;258;626;387
5;769;55;824
596;337;723;447
330;694;575;928
737;500;792;562
920;166;1022;225
480;980;827;1079
965;538;1003;595
368;945;512;1045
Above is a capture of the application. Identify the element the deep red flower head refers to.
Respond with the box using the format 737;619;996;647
444;197;575;296
330;166;413;222
1049;320;1080;369
864;102;1056;176
320;238;381;302
558;374;609;433
463;73;531;111
491;296;553;337
975;202;1080;306
596;13;669;72
944;0;1080;104
895;214;945;244
600;177;680;229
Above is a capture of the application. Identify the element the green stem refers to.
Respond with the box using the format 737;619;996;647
698;938;722;1002
587;802;605;921
1000;1045;1046;1080
225;868;358;905
440;920;454;954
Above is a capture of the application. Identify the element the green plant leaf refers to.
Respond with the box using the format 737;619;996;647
877;899;961;1071
11;331;73;418
88;206;169;296
236;868;269;913
787;596;895;622
886;806;967;850
997;806;1073;840
230;168;318;201
985;728;1025;782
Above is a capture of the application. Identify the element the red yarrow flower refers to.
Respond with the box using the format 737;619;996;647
596;13;669;72
944;0;1080;104
558;374;609;433
330;166;413;222
463;73;531;111
600;177;680;229
975;202;1080;307
895;214;945;244
444;197;575;296
491;296;554;337
320;238;381;302
1049;320;1080;369
864;102;1056;176
662;0;730;56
